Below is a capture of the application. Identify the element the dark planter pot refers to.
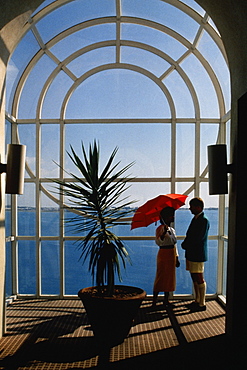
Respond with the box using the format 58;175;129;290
78;285;146;347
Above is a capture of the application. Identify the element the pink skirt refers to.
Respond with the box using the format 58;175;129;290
153;248;176;292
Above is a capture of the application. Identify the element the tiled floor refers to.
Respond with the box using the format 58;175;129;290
0;298;227;369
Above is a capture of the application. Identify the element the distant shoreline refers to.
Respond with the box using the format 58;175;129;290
6;207;223;211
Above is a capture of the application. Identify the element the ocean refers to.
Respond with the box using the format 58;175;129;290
5;208;225;297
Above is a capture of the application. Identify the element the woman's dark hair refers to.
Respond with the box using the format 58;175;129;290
160;207;175;220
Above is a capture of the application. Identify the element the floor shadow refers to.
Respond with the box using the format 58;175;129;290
134;300;168;325
101;334;243;370
3;333;244;370
1;299;233;369
1;337;99;369
1;312;92;369
6;312;87;337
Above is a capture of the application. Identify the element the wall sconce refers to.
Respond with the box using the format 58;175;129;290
207;144;233;195
0;144;26;194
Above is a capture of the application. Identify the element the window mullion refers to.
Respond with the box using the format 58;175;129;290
59;120;65;298
195;120;200;196
171;120;176;193
36;121;41;297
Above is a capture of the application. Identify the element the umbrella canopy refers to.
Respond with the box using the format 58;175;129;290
131;194;188;230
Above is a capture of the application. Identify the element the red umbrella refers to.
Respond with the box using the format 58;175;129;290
131;194;188;230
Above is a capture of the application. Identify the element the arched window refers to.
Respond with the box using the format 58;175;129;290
5;0;230;298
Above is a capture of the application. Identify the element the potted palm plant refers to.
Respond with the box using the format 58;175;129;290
54;141;146;346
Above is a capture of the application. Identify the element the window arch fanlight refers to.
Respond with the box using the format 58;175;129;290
5;0;230;298
61;64;176;119
11;15;227;119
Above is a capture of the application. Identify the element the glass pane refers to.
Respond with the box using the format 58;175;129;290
180;0;205;15
42;71;74;119
18;55;57;119
121;23;187;60
126;181;171;209
204;208;218;236
41;192;59;236
176;240;192;294
114;214;158;238
119;240;157;295
175;208;193;236
180;54;220;118
36;0;115;43
65;123;171;178
121;46;170;76
200;181;219;211
67;46;116;77
41;241;60;295
50;24;116;60
41;124;59;177
5;241;12;297
17;124;36;177
18;183;36;236
18;240;36;295
197;30;231;112
176;123;195;177
65;69;170;119
122;0;200;42
32;0;56;16
164;70;194;118
175;182;194;199
6;31;39;112
65;240;92;295
205;240;218;294
64;209;87;237
200;123;220;173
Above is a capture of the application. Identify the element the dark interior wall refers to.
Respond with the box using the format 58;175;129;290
197;0;247;98
0;0;43;29
0;0;50;338
197;0;247;339
0;0;43;64
1;0;247;339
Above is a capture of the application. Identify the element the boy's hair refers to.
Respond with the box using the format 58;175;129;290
189;197;204;209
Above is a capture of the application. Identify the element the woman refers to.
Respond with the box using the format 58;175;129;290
152;207;180;307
